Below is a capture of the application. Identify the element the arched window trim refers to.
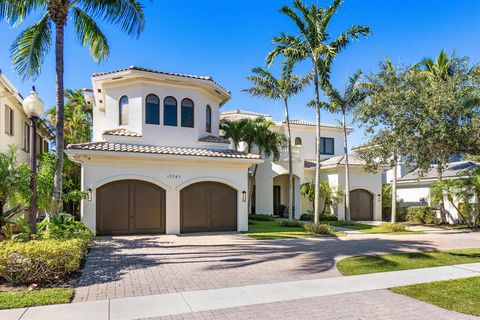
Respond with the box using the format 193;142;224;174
119;95;129;125
181;98;194;128
163;96;178;126
145;94;160;125
206;105;212;133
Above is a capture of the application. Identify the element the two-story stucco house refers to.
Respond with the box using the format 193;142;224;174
221;110;385;221
65;66;261;235
0;71;53;163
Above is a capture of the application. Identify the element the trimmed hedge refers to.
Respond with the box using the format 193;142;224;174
303;223;335;235
382;207;407;222
300;213;338;222
248;214;275;221
406;206;439;224
379;223;407;232
0;239;86;285
279;220;303;227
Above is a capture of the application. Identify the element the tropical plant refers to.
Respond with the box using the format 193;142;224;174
220;119;249;150
0;145;31;234
1;0;146;213
300;180;343;215
300;182;315;209
322;70;367;221
417;50;456;81
244;58;311;220
267;0;370;225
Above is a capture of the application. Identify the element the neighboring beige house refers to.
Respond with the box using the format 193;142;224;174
221;110;385;221
0;71;53;162
66;66;261;235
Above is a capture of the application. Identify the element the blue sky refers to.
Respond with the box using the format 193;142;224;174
1;0;480;148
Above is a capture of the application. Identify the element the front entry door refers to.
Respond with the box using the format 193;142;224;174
273;186;281;215
350;189;374;221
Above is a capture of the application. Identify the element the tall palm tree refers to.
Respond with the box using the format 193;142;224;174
220;119;249;150
417;50;455;80
244;59;311;220
323;70;366;221
1;0;145;212
267;0;370;225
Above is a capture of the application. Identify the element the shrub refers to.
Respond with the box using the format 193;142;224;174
249;214;274;221
300;212;338;222
382;206;407;222
279;220;303;227
0;239;85;284
303;223;335;235
37;214;94;249
406;206;439;224
379;223;406;232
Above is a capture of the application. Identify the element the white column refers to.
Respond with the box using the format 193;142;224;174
166;189;180;234
255;166;274;215
294;176;301;219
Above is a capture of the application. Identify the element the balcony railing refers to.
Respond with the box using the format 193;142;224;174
278;145;301;161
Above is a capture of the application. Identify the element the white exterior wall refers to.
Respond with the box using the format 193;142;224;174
78;154;251;234
346;167;383;221
93;80;222;147
288;125;345;160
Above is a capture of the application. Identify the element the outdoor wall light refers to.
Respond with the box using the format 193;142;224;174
87;188;92;201
242;191;247;202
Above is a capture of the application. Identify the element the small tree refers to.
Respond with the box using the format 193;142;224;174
0;145;31;233
220;119;249;151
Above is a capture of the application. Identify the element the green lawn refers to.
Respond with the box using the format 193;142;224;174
244;220;345;239
391;277;480;317
337;248;480;275
0;288;73;310
321;221;424;235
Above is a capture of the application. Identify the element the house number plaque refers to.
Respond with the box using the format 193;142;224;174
167;174;181;179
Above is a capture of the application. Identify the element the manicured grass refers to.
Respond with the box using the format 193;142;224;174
391;277;480;317
0;288;74;310
321;221;424;235
244;220;345;239
337;248;480;275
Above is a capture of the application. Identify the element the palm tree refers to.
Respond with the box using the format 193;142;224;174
417;50;455;80
244;59;311;220
1;1;146;212
323;70;366;221
267;0;370;225
318;180;343;215
220;119;249;150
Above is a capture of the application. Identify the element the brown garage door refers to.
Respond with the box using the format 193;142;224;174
180;181;237;233
350;189;373;221
96;180;166;235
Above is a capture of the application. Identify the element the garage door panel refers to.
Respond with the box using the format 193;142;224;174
96;180;166;235
97;182;130;234
350;189;373;221
133;182;165;232
181;182;237;233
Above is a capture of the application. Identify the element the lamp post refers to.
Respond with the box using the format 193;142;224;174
23;86;45;235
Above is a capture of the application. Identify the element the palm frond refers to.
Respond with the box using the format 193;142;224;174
0;0;46;25
10;12;52;80
72;7;109;62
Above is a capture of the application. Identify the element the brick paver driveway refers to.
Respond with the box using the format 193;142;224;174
74;230;480;302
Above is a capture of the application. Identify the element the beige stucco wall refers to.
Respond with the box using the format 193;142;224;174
75;153;252;234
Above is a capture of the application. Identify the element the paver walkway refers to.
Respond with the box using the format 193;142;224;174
3;263;480;320
74;231;480;302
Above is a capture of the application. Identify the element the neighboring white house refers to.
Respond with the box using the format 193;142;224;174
220;110;385;221
396;160;479;224
65;66;261;235
0;71;52;161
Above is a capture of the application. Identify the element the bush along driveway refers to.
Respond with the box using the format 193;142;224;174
0;214;94;310
337;248;480;317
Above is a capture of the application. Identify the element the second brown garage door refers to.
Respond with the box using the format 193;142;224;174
180;181;237;233
350;189;373;221
96;180;166;235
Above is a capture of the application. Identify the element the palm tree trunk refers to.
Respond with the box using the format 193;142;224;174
391;153;398;223
249;164;259;214
313;72;321;226
437;163;447;224
284;99;294;221
343;111;351;222
52;22;65;214
0;199;4;232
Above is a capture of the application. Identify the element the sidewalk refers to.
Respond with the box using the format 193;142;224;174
3;262;480;320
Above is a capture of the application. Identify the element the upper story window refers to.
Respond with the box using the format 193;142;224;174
181;98;194;128
145;94;160;125
205;105;212;133
119;96;129;125
295;137;302;145
23;122;29;152
164;96;177;126
4;105;14;136
321;137;334;155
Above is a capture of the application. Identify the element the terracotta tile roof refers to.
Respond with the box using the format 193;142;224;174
198;135;230;144
221;109;271;118
92;65;231;94
66;142;260;160
304;155;373;168
286;120;351;130
103;128;142;137
304;159;316;168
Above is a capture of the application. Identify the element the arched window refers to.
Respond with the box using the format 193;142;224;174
181;98;194;128
295;137;302;145
164;96;177;126
145;94;160;125
119;96;129;125
205;105;212;133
